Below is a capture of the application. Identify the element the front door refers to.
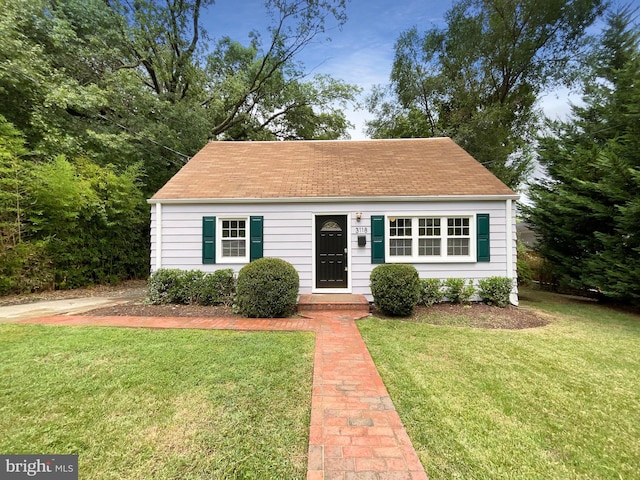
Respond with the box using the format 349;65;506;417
316;215;348;289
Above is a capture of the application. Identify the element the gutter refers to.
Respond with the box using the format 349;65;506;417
148;194;520;205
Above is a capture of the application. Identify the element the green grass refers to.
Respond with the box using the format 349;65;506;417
358;288;640;479
0;325;314;479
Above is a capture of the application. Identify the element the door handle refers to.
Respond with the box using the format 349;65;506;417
344;247;348;271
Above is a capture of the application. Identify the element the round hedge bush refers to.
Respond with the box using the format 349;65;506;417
370;264;420;316
236;258;299;318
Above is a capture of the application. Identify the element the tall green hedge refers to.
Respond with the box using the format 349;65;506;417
1;145;149;293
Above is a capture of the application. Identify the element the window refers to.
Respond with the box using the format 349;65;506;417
389;218;412;256
387;215;475;262
418;218;441;256
321;221;342;232
203;216;263;264
447;218;470;256
221;219;247;258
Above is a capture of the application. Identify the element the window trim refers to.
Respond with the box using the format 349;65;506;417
217;217;249;263
385;213;477;263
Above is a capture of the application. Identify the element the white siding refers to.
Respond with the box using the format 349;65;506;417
150;200;517;301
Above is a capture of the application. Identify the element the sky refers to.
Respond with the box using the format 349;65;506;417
203;0;635;140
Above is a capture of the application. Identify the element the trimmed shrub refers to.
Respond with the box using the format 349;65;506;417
444;278;476;303
478;276;514;307
419;278;445;306
148;268;236;306
370;264;420;316
176;270;205;304
236;258;299;318
148;269;185;304
196;269;236;306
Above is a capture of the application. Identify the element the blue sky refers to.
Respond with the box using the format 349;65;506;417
203;0;636;139
203;0;455;138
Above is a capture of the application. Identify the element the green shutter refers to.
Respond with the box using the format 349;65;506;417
371;215;385;264
202;216;216;264
250;216;263;261
477;213;490;262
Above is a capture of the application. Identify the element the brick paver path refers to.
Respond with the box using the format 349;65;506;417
15;312;428;480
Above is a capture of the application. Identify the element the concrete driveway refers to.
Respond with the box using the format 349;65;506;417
0;297;132;322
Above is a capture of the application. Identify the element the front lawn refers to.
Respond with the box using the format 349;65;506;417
0;325;314;479
358;289;640;479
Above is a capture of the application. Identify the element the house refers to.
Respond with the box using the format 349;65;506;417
149;138;520;304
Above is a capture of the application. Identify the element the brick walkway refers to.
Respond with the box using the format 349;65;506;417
15;312;428;480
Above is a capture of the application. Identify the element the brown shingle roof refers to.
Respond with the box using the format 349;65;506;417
151;138;517;201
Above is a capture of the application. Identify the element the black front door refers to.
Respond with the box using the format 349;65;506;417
316;215;348;288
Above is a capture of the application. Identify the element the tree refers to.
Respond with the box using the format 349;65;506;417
0;117;51;293
1;0;359;192
206;38;358;140
105;0;212;102
525;9;640;303
28;156;149;288
366;0;606;189
202;0;359;140
0;116;29;251
0;0;54;142
104;0;358;141
0;0;359;291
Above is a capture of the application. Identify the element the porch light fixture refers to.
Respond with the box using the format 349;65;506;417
355;212;362;221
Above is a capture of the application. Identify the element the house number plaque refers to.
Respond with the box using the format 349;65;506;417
355;227;368;234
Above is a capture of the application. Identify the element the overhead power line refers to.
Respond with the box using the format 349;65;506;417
96;113;191;167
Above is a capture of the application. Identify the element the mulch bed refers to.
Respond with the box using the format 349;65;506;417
2;281;550;330
87;300;549;330
389;303;550;330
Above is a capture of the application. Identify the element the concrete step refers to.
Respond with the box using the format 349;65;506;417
297;294;370;313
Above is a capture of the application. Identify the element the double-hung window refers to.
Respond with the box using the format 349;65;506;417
389;218;413;256
220;218;248;262
447;218;470;256
203;216;263;264
418;218;441;256
387;215;475;262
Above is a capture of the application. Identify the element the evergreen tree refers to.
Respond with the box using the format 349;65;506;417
366;0;605;189
526;9;640;303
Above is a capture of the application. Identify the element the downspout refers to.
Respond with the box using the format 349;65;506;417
505;199;517;305
155;202;162;271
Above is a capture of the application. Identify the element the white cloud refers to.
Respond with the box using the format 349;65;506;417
539;87;582;121
202;1;597;141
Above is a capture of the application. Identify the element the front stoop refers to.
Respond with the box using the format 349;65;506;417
298;294;370;315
